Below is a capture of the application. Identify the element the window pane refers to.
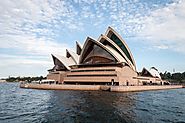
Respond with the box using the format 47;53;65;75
110;33;134;65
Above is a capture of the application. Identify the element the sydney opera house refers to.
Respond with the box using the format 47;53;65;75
47;27;162;86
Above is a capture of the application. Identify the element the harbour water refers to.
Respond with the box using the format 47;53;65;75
0;82;185;123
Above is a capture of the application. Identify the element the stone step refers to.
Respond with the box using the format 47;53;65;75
66;71;117;76
64;76;118;82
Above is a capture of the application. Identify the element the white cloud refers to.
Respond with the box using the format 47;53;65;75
137;0;185;53
0;0;77;77
0;34;68;55
0;0;75;55
0;54;53;77
0;0;184;77
0;54;52;67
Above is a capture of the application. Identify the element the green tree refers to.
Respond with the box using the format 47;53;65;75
172;73;183;82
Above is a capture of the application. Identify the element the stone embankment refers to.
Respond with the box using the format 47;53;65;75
20;83;101;91
20;83;184;92
110;85;183;92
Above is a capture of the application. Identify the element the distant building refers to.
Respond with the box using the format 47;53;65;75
47;27;162;85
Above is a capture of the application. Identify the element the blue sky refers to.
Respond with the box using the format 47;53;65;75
0;0;185;78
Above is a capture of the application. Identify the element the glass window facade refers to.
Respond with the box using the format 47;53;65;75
102;39;128;63
110;33;134;65
81;42;117;64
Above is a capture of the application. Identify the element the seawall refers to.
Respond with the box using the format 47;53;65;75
110;85;183;92
20;83;184;92
20;83;101;91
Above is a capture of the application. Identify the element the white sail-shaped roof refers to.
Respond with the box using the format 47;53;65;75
79;37;122;64
76;41;82;55
52;54;76;70
141;67;161;79
105;27;136;71
149;67;161;79
50;27;138;71
140;67;153;77
66;49;79;64
104;45;127;63
98;34;136;71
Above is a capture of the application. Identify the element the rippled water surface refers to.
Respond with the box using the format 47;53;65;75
0;82;185;123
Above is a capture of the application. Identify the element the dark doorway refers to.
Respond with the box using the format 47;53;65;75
111;79;114;85
126;81;129;86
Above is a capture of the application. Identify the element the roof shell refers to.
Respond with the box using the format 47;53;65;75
105;27;136;70
79;37;122;64
76;41;82;55
98;34;136;71
149;67;161;79
52;54;76;70
66;49;79;64
141;67;161;79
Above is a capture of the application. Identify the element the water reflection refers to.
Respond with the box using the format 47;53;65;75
44;91;137;123
0;83;185;123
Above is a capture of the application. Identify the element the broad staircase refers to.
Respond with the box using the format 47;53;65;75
63;67;118;85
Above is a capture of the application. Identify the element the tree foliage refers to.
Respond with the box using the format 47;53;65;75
5;76;46;82
160;71;185;83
